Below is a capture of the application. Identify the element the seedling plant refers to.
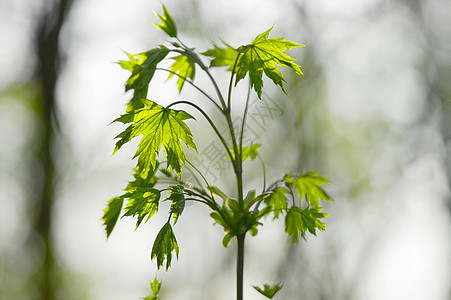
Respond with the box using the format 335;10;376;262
103;5;333;300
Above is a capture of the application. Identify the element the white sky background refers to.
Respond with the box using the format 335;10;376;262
0;0;450;299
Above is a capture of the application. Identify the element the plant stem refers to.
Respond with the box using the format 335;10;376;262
236;233;246;300
167;100;234;161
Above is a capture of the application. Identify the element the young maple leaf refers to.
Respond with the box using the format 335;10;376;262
151;222;179;270
201;42;240;70
285;206;328;243
265;187;289;219
103;196;124;238
236;27;304;99
154;4;178;38
253;283;283;299
113;99;197;175
144;277;162;300
119;46;169;112
295;171;333;208
166;185;185;224
167;54;195;93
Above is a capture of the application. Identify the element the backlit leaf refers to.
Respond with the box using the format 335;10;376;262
123;187;161;229
265;187;289;219
236;27;304;98
295;171;333;208
104;169;159;235
119;46;169;112
285;206;328;243
253;283;283;299
151;222;179;270
201;43;240;70
166;185;185;224
167;54;195;93
228;143;261;162
113;99;197;175
103;196;124;238
154;5;177;38
144;277;161;300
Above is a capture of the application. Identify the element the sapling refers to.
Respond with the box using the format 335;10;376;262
103;5;333;300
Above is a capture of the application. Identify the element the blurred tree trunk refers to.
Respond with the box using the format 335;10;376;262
32;0;73;299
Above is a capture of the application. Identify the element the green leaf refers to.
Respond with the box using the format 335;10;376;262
166;185;185;224
249;226;259;236
245;192;271;211
242;144;261;161
151;222;179;270
228;143;261;162
208;186;229;201
285;206;328;243
119;46;169;112
222;233;234;247
104;169;159;233
143;277;161;300
227;198;240;213
123;187;161;229
210;208;234;233
167;55;195;93
103;196;124;238
285;207;302;243
154;5;177;38
236;27;304;98
125;166;158;192
284;173;294;189
201;42;240;70
301;207;328;235
113;99;197;175
265;187;289;219
253;283;283;299
243;189;256;209
210;211;227;228
295;171;333;208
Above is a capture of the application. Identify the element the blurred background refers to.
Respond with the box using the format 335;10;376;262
1;0;450;299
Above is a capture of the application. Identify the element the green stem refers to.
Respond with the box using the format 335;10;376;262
173;49;228;111
239;82;252;157
224;112;243;203
236;233;246;300
227;53;241;109
156;67;223;112
173;49;243;204
167;100;234;161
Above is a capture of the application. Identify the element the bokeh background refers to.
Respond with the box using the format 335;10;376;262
1;0;450;299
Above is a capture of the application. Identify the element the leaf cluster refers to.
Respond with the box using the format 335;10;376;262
209;171;333;248
104;5;333;298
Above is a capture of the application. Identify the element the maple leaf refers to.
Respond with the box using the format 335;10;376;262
143;277;162;300
228;143;261;162
236;27;304;99
201;42;240;70
119;46;169;112
295;171;333;208
166;185;185;224
113;99;197;175
151;222;179;270
285;206;328;243
103;196;124;238
265;187;289;219
103;168;159;236
167;54;195;93
154;5;177;38
253;283;283;299
122;187;161;229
